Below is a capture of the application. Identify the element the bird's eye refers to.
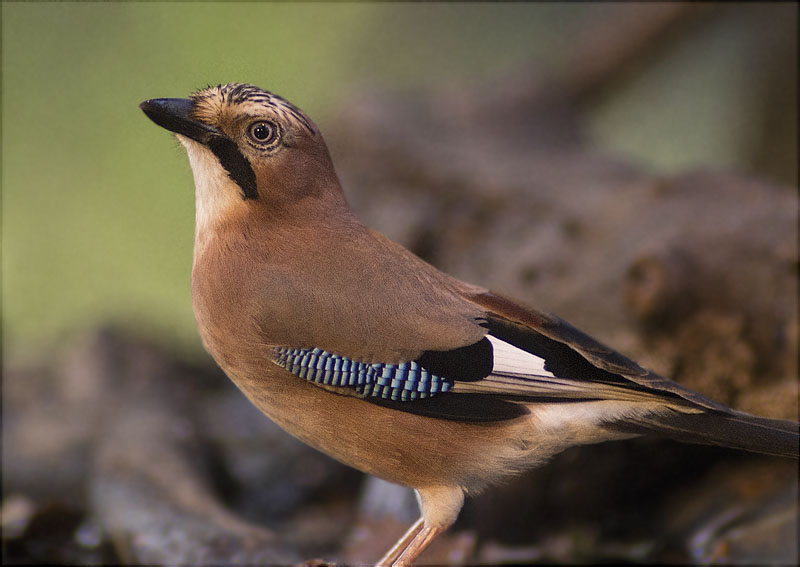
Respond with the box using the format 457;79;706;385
248;121;278;144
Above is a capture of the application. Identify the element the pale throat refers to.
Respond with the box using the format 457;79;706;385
178;136;244;259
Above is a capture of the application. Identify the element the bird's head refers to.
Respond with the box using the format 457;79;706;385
140;83;345;230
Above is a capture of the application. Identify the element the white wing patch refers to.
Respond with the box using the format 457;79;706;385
486;335;555;378
455;335;664;403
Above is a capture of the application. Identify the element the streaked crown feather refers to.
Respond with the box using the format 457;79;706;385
189;83;316;135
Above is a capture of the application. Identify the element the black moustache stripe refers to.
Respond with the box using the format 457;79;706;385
207;136;259;200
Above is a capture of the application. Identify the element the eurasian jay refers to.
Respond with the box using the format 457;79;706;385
140;83;798;566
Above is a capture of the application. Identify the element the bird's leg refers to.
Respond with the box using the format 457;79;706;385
376;485;463;566
390;524;444;567
375;517;424;567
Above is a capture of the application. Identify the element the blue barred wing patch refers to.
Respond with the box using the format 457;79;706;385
273;347;452;401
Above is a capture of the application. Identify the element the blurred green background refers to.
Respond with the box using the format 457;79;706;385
2;2;796;360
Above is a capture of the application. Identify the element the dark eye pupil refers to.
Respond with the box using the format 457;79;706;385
252;123;272;141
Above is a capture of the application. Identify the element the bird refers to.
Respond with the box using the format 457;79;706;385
140;83;799;566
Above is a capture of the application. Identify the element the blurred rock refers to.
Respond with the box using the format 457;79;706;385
89;346;296;566
3;330;359;564
1;499;114;566
0;494;36;540
656;459;798;565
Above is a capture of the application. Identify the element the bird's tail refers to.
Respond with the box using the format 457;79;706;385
610;409;799;458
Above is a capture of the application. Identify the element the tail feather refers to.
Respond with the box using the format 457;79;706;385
609;409;799;458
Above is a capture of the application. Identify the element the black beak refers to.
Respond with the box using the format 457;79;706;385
139;98;219;144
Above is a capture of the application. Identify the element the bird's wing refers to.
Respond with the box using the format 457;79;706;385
273;292;798;458
267;285;720;422
461;291;799;457
268;289;799;457
464;291;732;412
